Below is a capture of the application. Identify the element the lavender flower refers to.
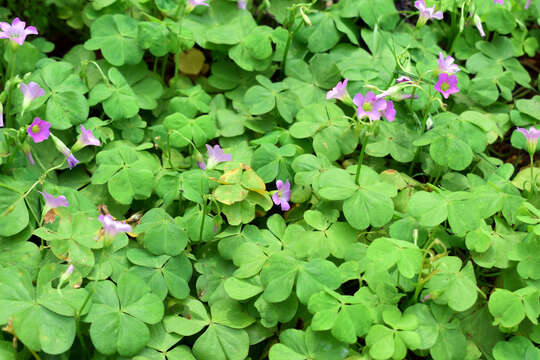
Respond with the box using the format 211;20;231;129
437;52;459;74
494;0;504;4
199;144;232;170
51;134;80;170
187;0;209;10
72;125;100;151
59;263;74;284
326;79;350;101
27;117;50;143
272;179;291;212
525;0;531;9
238;0;247;9
99;214;132;238
383;100;396;122
353;92;387;122
434;73;459;99
516;127;540;154
0;111;3;128
415;0;443;25
26;152;34;165
66;264;74;276
0;18;38;46
39;190;69;209
396;76;413;83
20;81;45;110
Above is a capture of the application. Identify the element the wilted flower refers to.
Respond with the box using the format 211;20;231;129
354;92;387;122
27;117;50;143
99;214;132;238
272;179;291;211
0;18;38;46
20;81;45;110
326;79;350;101
39;190;69;209
72;125;100;151
426;117;434;130
415;0;443;25
50;134;80;170
437;52;459;74
434;73;459;99
474;14;486;38
199;144;232;170
516;127;540;155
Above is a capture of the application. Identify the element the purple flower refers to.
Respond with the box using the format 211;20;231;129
20;81;45;110
516;127;540;154
326;79;349;101
0;111;3;127
415;0;443;23
437;52;459;74
383;100;396;122
99;214;132;238
200;144;232;169
396;76;413;83
51;134;80;170
434;73;459;99
39;190;69;209
353;92;387;121
73;125;100;151
27;117;50;143
188;0;209;7
272;179;291;212
26;151;34;165
494;0;504;4
238;0;247;9
66;264;74;276
0;18;38;46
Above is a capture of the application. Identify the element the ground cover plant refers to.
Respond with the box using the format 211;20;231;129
0;0;540;359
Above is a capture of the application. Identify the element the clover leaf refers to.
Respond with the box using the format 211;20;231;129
268;327;349;360
85;14;143;66
86;273;164;357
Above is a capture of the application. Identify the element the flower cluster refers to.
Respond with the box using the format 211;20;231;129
434;53;460;99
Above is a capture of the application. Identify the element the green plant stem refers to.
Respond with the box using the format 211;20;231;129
88;61;110;87
354;134;369;185
28;347;42;360
530;153;535;192
199;186;207;241
161;55;168;80
173;7;186;82
281;21;302;76
4;48;17;128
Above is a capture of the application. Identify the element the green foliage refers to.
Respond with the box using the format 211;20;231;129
0;0;539;358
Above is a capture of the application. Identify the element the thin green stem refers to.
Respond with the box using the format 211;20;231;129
354;134;369;185
28;347;42;360
530;153;535;192
199;180;207;241
88;61;110;87
161;55;168;80
4;48;17;128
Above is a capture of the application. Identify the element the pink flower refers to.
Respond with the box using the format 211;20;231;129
353;92;387;121
20;81;45;110
73;125;100;151
199;144;232;170
326;79;349;101
39;190;69;209
272;179;291;212
525;0;531;9
27;117;50;143
434;73;459;99
0;111;3;127
415;0;443;23
494;0;504;4
516;127;540;154
383;100;396;122
99;214;132;238
26;151;34;165
437;52;459;74
0;18;38;46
